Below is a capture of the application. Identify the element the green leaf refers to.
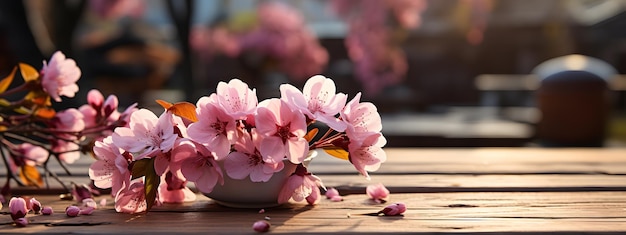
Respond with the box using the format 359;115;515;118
144;158;160;212
323;147;350;161
131;158;151;180
0;66;16;93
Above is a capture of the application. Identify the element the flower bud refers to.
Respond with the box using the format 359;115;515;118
30;198;42;214
14;218;29;227
9;197;28;220
66;206;81;217
41;206;54;215
252;220;270;233
325;188;340;199
379;202;406;216
72;184;93;203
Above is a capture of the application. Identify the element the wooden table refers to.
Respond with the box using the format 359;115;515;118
2;148;626;234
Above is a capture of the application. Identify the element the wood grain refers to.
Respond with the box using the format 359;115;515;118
1;192;625;234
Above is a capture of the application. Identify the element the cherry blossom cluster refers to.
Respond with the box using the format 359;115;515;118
89;75;387;213
190;2;328;81
332;0;427;96
0;51;136;203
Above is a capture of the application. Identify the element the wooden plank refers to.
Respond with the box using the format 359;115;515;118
309;148;626;175
6;148;626;176
7;172;626;196
4;148;626;194
2;192;625;234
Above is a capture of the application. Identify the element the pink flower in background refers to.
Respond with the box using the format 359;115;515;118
224;129;284;182
366;183;390;203
112;109;177;159
190;26;241;60
187;101;236;159
280;75;347;131
215;79;258;120
331;0;426;96
237;2;329;81
9;197;28;220
89;0;145;20
50;108;85;163
255;98;308;164
114;180;147;214
278;165;324;204
40;51;81;102
52;140;81;164
89;136;131;197
386;0;428;29
14;143;48;166
79;89;135;142
53;108;85;135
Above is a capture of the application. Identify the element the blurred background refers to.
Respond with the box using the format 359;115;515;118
2;0;626;148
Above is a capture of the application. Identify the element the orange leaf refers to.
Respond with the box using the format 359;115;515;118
19;165;44;187
0;66;16;93
304;128;319;142
155;99;173;109
34;107;56;119
19;63;39;82
323;147;349;161
168;102;198;123
25;91;51;106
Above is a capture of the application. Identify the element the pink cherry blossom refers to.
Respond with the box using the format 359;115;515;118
90;136;131;196
255;98;308;164
305;186;321;205
40;51;81;102
49;108;85;164
278;165;324;204
114;179;147;214
341;92;385;147
52;140;81;164
348;134;387;180
215;79;258;120
187;101;236;160
366;183;390;203
280;75;347;131
89;0;145;19
53;108;85;135
179;145;224;194
9;197;28;220
14;143;48;166
112;109;177;160
158;172;196;203
224;130;284;182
